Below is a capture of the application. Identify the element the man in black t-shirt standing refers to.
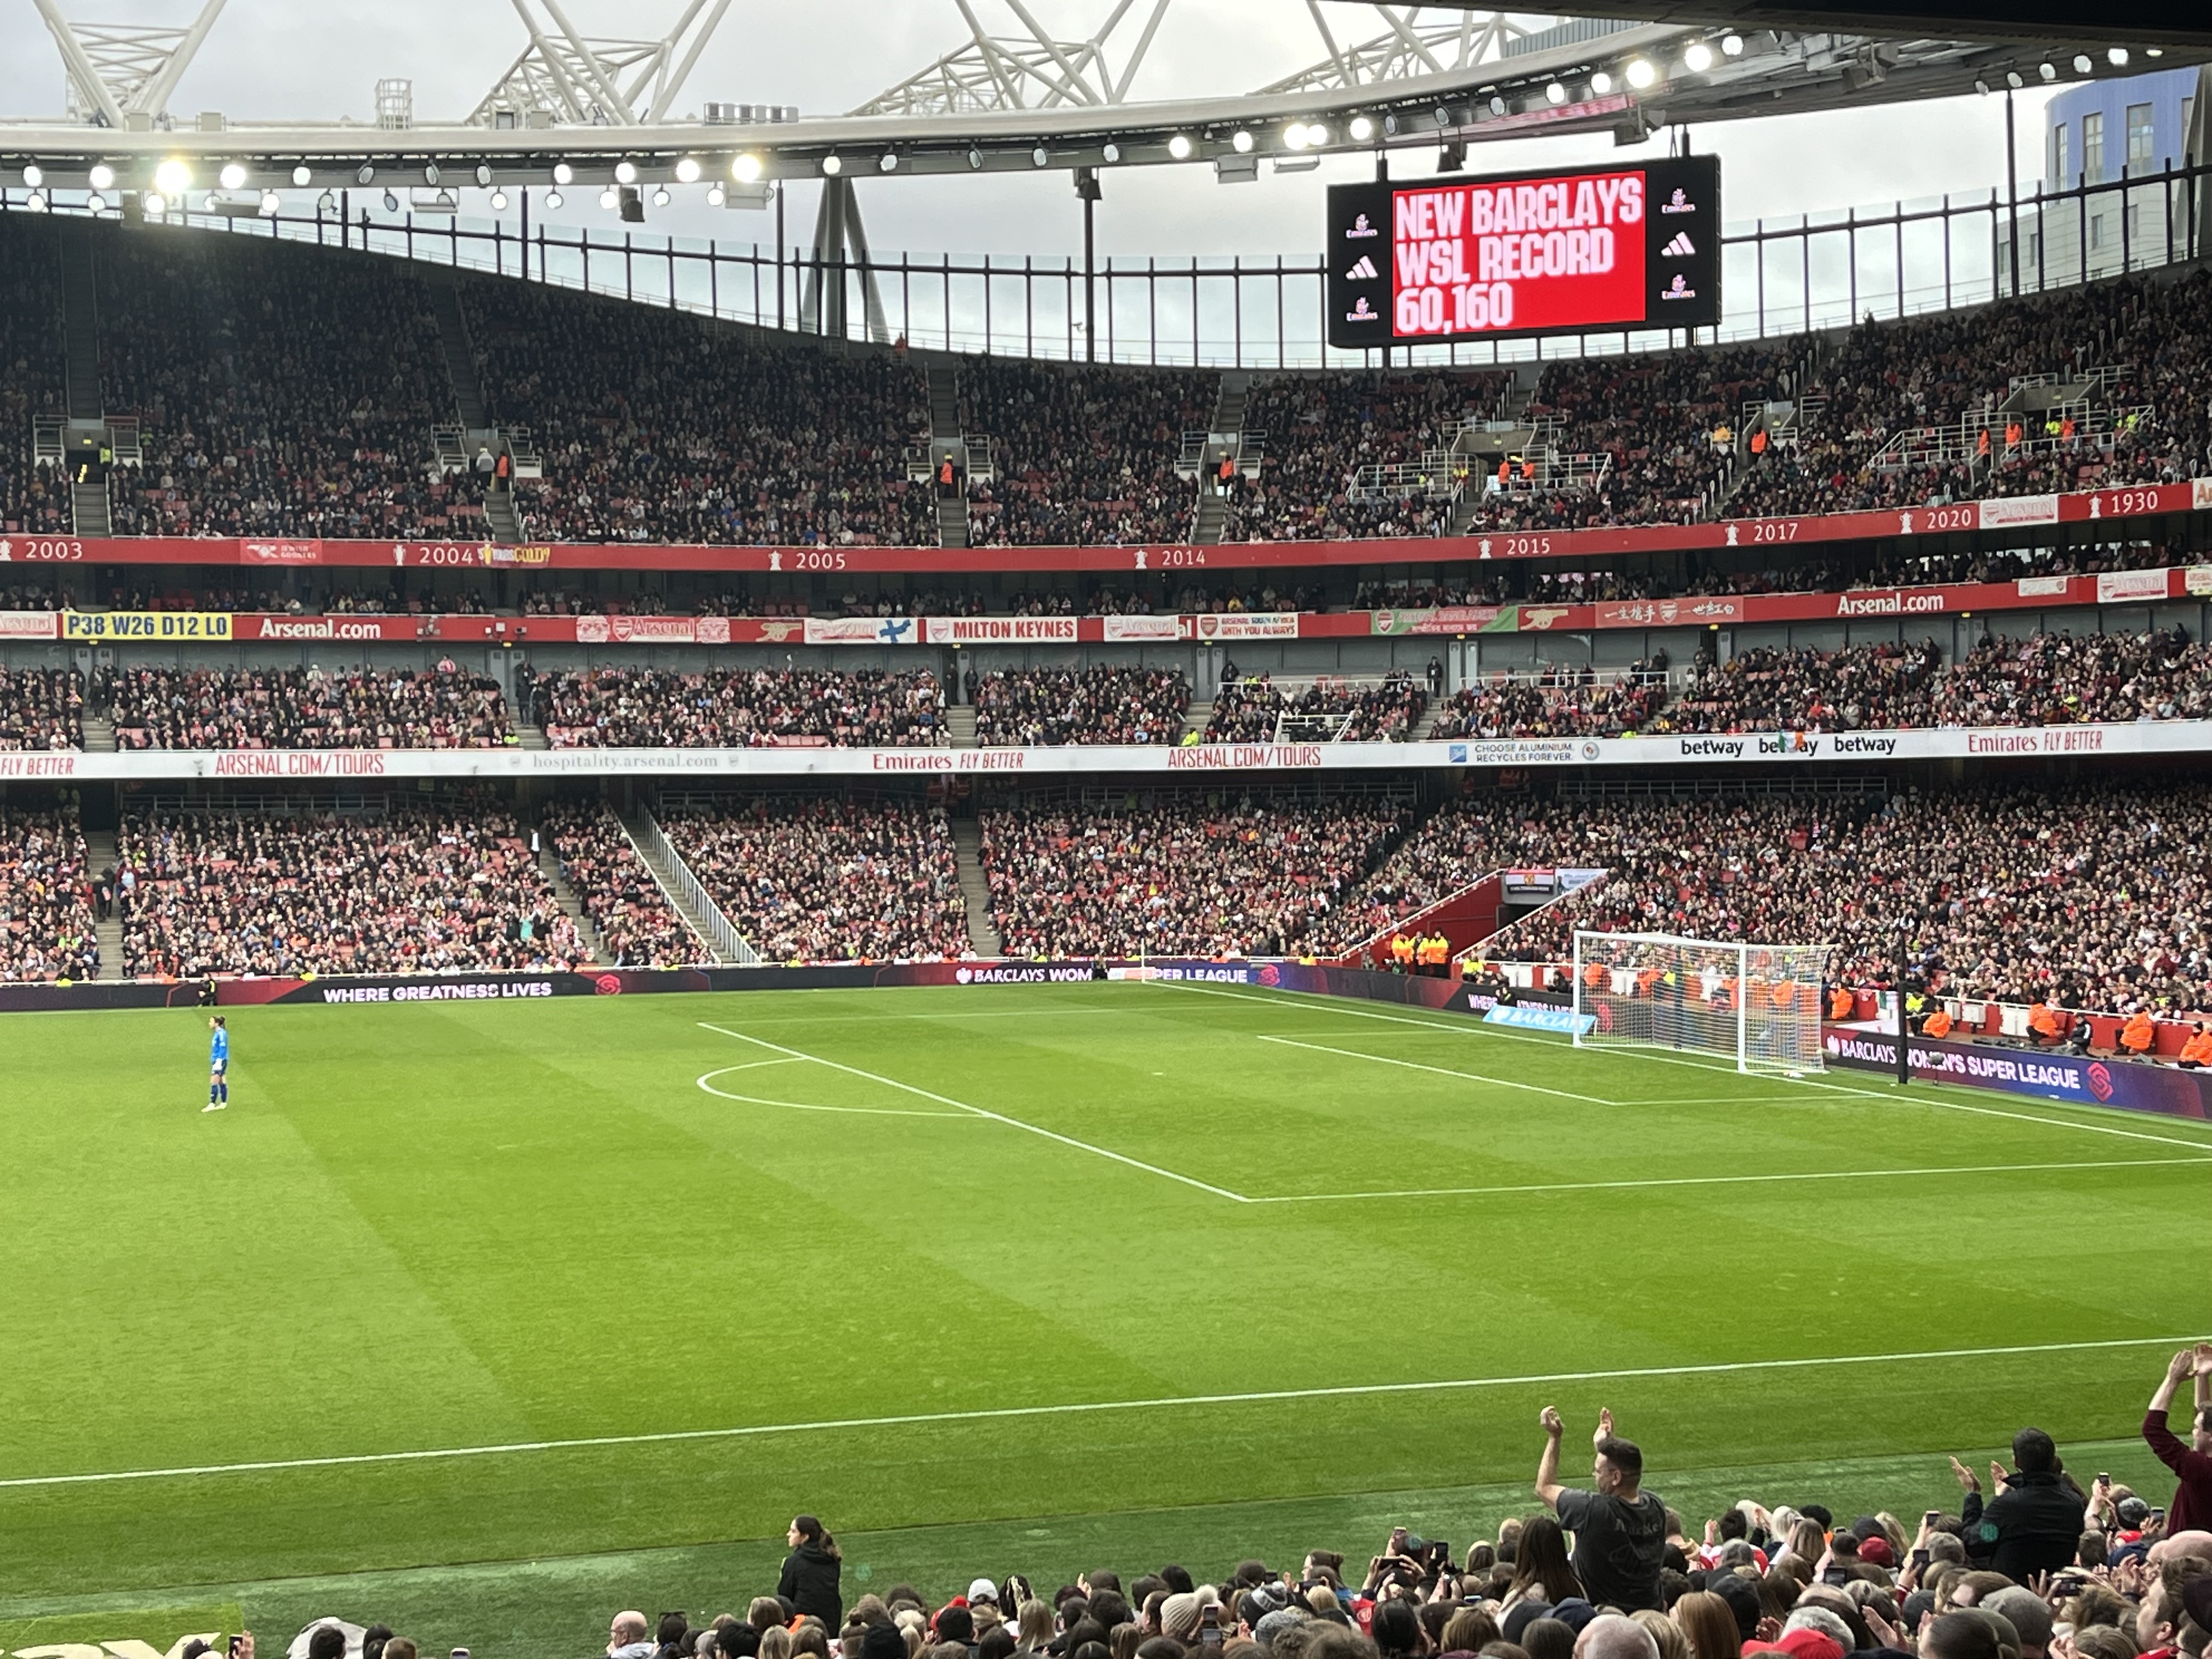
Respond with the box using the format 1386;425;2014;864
1535;1404;1668;1611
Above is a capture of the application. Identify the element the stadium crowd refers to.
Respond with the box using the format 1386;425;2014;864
0;217;68;539
972;667;1190;746
1205;672;1428;743
963;360;1210;546
0;802;100;981
542;801;709;967
264;1345;2212;1659
980;795;1409;958
661;797;972;963
530;668;948;748
116;804;587;977
1429;666;1668;742
94;228;481;539
461;276;933;548
100;666;512;749
0;666;83;749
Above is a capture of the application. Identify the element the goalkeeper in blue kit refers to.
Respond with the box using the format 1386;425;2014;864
206;1015;229;1113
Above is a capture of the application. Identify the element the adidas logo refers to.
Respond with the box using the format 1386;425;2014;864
1661;232;1696;258
1345;255;1379;281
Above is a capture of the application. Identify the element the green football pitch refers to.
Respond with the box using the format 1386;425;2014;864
4;980;2211;1655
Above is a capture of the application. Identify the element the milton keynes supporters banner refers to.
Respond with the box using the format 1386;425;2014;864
0;718;2203;784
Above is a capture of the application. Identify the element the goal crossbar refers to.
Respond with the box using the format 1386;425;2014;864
1570;929;1833;1074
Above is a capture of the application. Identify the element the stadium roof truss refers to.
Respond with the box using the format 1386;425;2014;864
2;1;2207;193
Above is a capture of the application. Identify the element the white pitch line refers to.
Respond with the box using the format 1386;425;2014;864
695;1070;974;1118
1256;1034;1614;1104
1248;1153;2212;1203
3;1335;2192;1492
697;1023;1249;1203
1176;983;2212;1155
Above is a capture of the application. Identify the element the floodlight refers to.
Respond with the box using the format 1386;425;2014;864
598;186;618;207
259;190;280;216
821;154;843;175
733;153;763;182
356;163;375;184
1032;146;1049;166
292;164;312;186
706;183;725;205
1348;114;1374;140
1232;129;1254;153
89;163;115;190
423;162;439;185
553;162;574;184
1721;33;1744;55
1684;42;1713;72
613;160;637;184
382;189;398;211
967;148;984;169
1283;122;1310;150
1101;142;1121;162
489;188;508;210
316;189;335;213
880;153;899;172
544;189;562;208
88;191;108;212
475;163;492;186
219;161;247;189
2039;60;2058;81
1626;59;1657;88
2073;54;2092;72
1545;82;1567;104
1308;123;1330;144
2006;70;2024;89
1589;71;1613;94
651;184;670;204
140;193;161;214
1487;97;1505;116
155;158;191;194
675;156;701;183
20;164;40;187
2107;46;2129;66
24;189;46;211
1167;134;1193;159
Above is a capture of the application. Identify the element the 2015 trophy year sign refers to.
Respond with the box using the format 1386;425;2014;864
1326;155;1722;348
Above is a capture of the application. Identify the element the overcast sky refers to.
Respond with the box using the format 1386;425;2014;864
0;0;2063;259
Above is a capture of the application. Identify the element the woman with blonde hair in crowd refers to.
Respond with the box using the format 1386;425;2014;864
1669;1592;1742;1659
1014;1602;1053;1655
1632;1612;1689;1659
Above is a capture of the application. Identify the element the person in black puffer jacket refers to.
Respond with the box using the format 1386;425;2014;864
778;1515;843;1630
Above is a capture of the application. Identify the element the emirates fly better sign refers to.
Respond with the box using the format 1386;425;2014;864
1326;155;1722;347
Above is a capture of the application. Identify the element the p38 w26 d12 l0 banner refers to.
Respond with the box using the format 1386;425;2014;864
1326;155;1722;348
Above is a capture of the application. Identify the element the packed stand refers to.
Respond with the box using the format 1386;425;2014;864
0;216;69;537
972;667;1190;746
1430;665;1666;742
461;276;932;546
1432;779;2212;1017
529;668;946;748
1205;672;1427;743
0;803;100;981
981;794;1409;957
116;804;587;977
540;801;708;967
0;667;83;750
101;666;511;749
963;360;1211;546
94;228;479;538
1223;370;1508;540
1927;627;2212;725
1653;643;1942;734
661;797;970;962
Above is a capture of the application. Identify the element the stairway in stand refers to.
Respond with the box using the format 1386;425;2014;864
537;842;602;964
945;707;977;748
950;819;1003;959
1184;697;1215;742
82;827;125;981
514;721;550;750
79;714;117;752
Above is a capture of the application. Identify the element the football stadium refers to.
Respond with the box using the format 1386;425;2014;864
3;2;2212;1656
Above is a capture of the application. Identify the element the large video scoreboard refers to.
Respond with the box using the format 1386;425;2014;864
1325;155;1721;348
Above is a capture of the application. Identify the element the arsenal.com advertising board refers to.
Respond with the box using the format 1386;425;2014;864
1326;155;1722;347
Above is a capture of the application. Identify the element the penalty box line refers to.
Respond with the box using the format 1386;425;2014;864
4;1335;2195;1492
696;1023;1251;1203
1173;983;2212;1156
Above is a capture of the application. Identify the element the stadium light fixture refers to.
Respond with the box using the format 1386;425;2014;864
1032;145;1049;166
259;190;280;216
732;153;763;182
382;189;398;212
2039;60;2058;80
1487;96;1506;116
424;163;440;185
1626;59;1657;89
155;158;191;194
142;191;162;213
1432;105;1452;127
1348;114;1374;141
20;164;40;187
821;154;842;175
597;186;618;207
292;164;313;187
1232;129;1254;153
475;163;492;187
706;182;725;205
652;183;671;204
1973;78;1989;95
1101;142;1121;163
2072;53;2092;73
1382;114;1400;136
89;162;115;190
1308;123;1329;144
675;156;701;183
356;162;375;184
219;162;247;189
1283;122;1309;151
613;160;637;185
552;161;574;184
967;148;984;169
1721;32;1744;56
1167;134;1193;160
1544;81;1567;105
489;188;508;210
544;189;562;208
2006;70;2024;89
201;191;217;211
88;190;107;212
2148;47;2164;57
25;189;47;211
2107;46;2129;66
1684;42;1713;72
1589;70;1613;95
316;189;335;213
880;153;899;172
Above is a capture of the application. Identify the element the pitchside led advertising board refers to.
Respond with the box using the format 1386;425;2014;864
1325;155;1722;348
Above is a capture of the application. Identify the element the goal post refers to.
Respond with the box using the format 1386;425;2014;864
1571;930;1832;1074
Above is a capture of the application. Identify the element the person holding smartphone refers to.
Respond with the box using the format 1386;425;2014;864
2142;1345;2212;1534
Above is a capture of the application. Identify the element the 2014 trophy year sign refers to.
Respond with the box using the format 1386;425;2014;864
1326;155;1723;348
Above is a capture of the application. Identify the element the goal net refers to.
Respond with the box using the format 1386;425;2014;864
1571;930;1831;1074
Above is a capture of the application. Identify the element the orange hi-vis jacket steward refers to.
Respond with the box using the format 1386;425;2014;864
1923;1007;1954;1039
2180;1028;2212;1065
2121;1011;2156;1053
1584;962;1608;989
2028;1001;2062;1041
1391;933;1415;967
1419;935;1448;967
1829;986;1856;1020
